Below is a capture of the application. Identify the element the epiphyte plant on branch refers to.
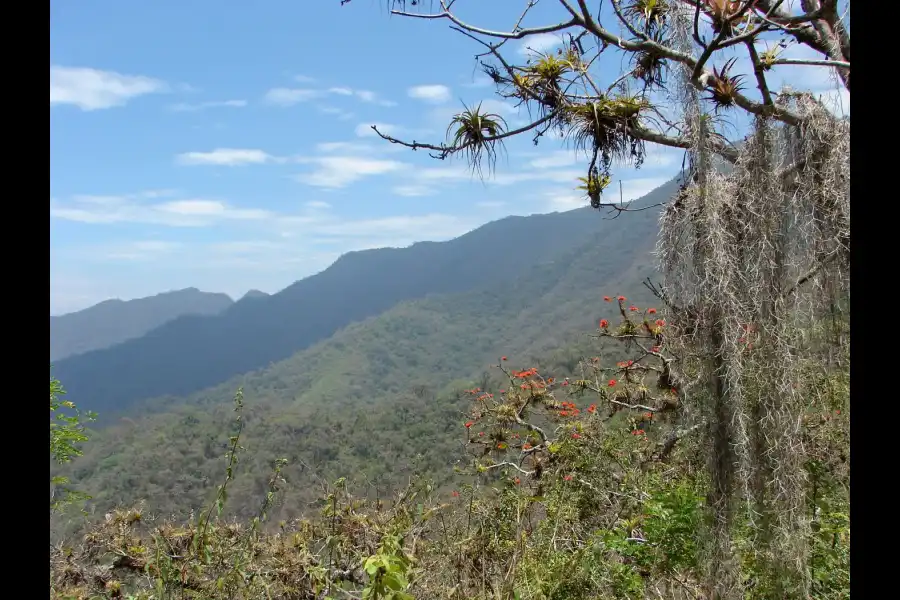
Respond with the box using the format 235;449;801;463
345;2;849;599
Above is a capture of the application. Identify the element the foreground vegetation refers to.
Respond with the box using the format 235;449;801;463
50;298;849;599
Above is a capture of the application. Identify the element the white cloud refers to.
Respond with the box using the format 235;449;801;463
392;185;437;197
305;200;331;209
545;191;587;212
530;151;577;169
50;193;271;227
168;99;247;111
318;106;355;120
294;74;317;83
519;33;566;56
263;87;323;106
50;66;167;110
265;86;395;107
294;156;405;188
408;84;452;104
316;141;381;154
176;148;275;166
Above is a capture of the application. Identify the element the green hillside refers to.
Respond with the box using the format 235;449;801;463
53;184;671;529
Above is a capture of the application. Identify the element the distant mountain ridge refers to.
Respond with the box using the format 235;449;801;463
50;288;234;362
54;177;680;522
53;178;679;418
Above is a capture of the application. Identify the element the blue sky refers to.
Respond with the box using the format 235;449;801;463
50;0;848;315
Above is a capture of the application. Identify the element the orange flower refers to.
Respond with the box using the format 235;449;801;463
523;443;532;450
571;432;582;439
452;490;459;497
564;475;573;481
636;429;645;435
514;477;521;485
501;356;508;361
655;319;666;327
648;308;657;315
650;346;660;353
608;379;617;387
465;421;474;428
599;319;609;328
478;432;484;437
587;403;597;413
603;296;612;302
497;443;506;450
617;295;626;302
559;411;569;417
629;305;639;312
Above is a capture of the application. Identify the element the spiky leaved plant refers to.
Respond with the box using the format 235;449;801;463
446;102;508;177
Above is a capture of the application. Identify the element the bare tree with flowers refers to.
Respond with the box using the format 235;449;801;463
345;2;850;598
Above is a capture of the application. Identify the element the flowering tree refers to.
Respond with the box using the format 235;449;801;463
346;2;850;597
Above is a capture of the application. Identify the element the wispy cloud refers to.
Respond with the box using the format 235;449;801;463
392;184;437;197
543;176;672;212
529;151;577;169
168;99;247;112
318;106;355;120
50;193;271;227
263;87;323;106
104;240;184;261
264;85;395;107
294;156;406;189
50;65;167;110
175;148;277;166
518;33;566;56
408;84;451;104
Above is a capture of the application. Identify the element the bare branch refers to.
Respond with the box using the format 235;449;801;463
390;5;579;40
371;110;557;160
770;58;850;69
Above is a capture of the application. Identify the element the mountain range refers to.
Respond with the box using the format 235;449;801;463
51;177;679;527
50;288;234;362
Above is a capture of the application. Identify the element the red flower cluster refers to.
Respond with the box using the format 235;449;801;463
523;442;532;450
587;403;597;413
452;490;460;498
631;429;646;436
599;318;609;329
629;305;639;312
465;421;474;428
618;296;626;302
564;475;573;481
603;296;612;302
571;432;582;439
647;308;657;315
608;379;617;387
513;368;539;379
501;356;508;361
